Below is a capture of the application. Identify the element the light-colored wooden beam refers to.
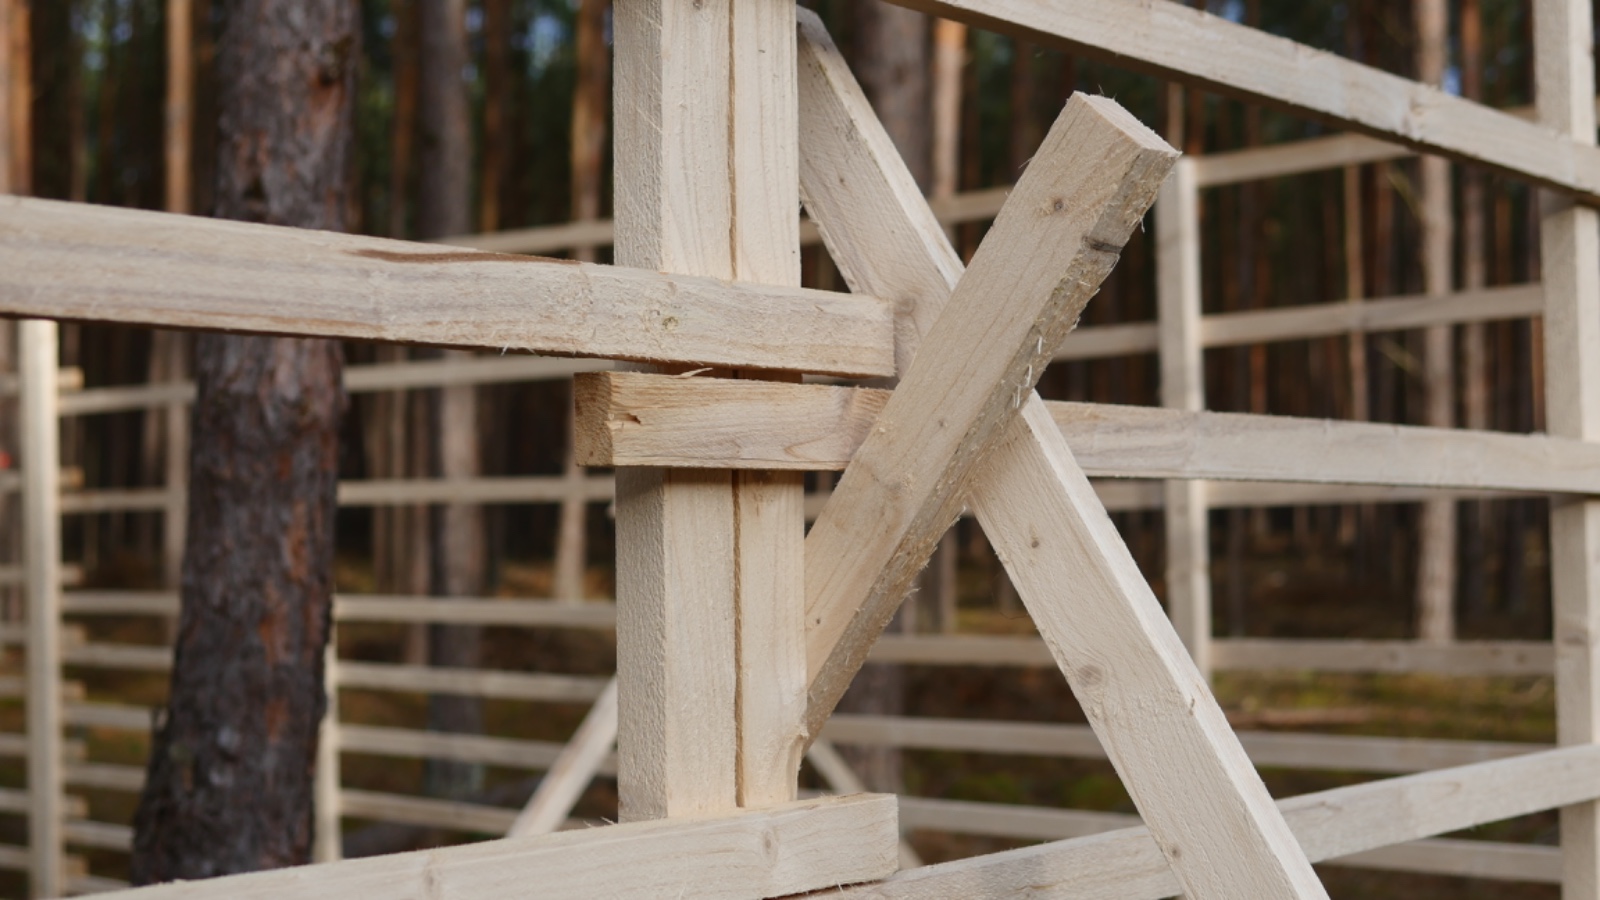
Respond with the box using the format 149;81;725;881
509;678;619;836
21;319;64;897
828;744;1600;899
728;0;807;811
801;92;1176;737
1535;0;1600;894
878;0;1600;204
89;794;898;900
794;19;1322;896
575;374;1600;496
1155;156;1211;675
610;0;738;824
0;196;894;378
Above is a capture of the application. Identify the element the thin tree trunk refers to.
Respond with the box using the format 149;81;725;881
131;0;355;881
554;0;610;604
1414;0;1456;642
477;0;508;234
416;0;484;801
389;0;417;240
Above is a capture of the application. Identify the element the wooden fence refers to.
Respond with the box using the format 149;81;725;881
0;0;1596;898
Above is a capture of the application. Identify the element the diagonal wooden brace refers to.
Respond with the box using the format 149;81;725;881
794;11;1326;898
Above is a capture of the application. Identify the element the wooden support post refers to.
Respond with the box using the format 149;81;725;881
611;0;738;822
1156;157;1211;676
20;320;62;898
730;0;807;809
314;639;341;862
1535;0;1600;894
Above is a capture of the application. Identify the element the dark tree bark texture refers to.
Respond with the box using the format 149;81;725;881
131;0;355;884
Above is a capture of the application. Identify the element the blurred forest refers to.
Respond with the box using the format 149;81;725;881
0;0;1578;895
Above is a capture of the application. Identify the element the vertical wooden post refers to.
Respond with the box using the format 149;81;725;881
730;0;805;808
1157;157;1210;677
612;0;738;821
1536;1;1600;894
314;639;341;863
1414;0;1456;644
160;0;193;593
20;320;61;899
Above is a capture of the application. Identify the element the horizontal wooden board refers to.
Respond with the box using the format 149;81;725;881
575;373;1597;494
96;794;899;900
0;196;894;377
833;745;1600;898
880;0;1600;203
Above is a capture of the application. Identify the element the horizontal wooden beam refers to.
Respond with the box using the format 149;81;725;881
0;196;895;377
95;794;898;900
574;373;1600;495
822;713;1537;775
833;744;1600;898
879;0;1600;204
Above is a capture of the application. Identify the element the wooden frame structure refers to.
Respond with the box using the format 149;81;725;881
0;0;1598;897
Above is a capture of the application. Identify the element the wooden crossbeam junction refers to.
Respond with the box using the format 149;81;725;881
576;373;1600;495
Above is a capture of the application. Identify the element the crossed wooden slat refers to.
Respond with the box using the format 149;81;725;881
572;12;1328;898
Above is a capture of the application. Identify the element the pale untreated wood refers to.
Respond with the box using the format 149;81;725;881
335;662;608;703
509;678;619;837
1156;157;1211;674
879;0;1600;204
338;725;579;772
576;375;1600;496
729;0;807;811
1536;1;1600;894
0;196;894;378
822;712;1538;775
94;795;898;900
794;22;1321;895
20;319;64;896
611;0;739;823
801;93;1176;735
831;744;1600;899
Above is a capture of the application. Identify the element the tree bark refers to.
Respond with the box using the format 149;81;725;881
130;0;355;883
416;0;485;801
853;0;930;191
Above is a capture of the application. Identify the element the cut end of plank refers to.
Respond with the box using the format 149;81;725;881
572;372;618;467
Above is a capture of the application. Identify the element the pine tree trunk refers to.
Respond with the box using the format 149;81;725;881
130;0;354;882
416;0;484;801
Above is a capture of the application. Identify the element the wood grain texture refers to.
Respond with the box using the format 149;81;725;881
0;196;894;378
611;0;738;823
729;0;806;810
1534;0;1600;894
975;401;1327;897
576;372;1600;496
793;23;1320;894
802;93;1177;738
879;0;1600;205
90;795;898;900
830;744;1600;899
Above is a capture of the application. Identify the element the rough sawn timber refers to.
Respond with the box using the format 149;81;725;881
574;373;1600;496
89;794;898;900
800;92;1177;737
0;196;894;378
826;745;1600;899
878;0;1600;205
793;16;1324;898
